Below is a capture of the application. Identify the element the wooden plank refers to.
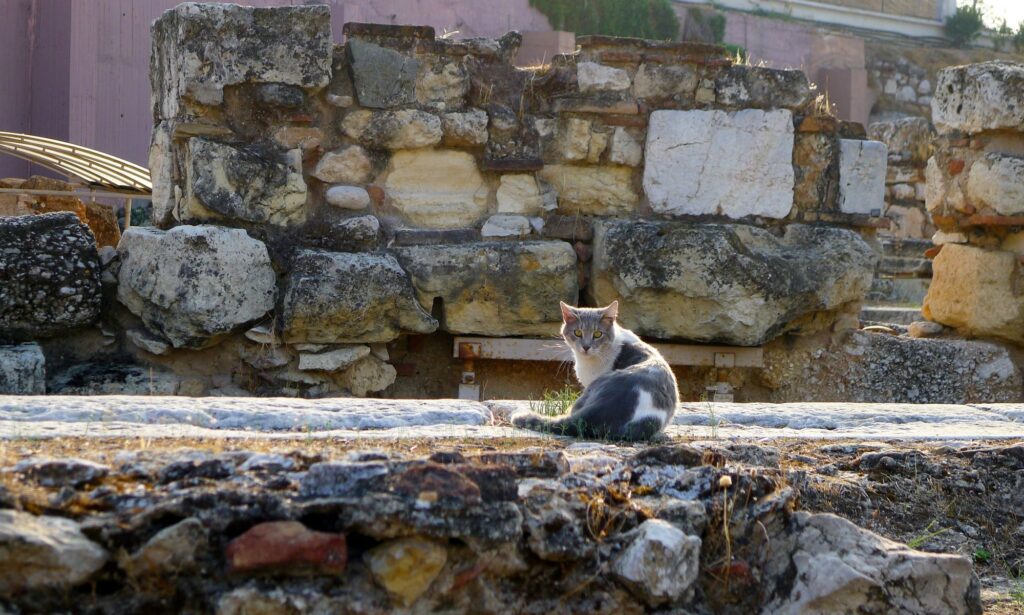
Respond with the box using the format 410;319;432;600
452;337;764;368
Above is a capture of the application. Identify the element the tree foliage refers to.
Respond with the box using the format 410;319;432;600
530;0;681;41
944;3;985;48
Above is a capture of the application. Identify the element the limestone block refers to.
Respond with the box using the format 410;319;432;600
0;213;101;340
559;118;592;162
966;153;1024;216
383;150;487;228
609;127;643;167
0;343;45;394
272;126;323;153
149;122;175;225
342;109;442;149
496;174;542;214
592;221;877;346
365;538;447;607
151;4;331;119
298;346;371;372
867;117;934;164
185;138;307;226
923;244;1024;344
347;39;419;109
0;510;109;594
611;520;700;607
577;62;631;93
117;226;276;348
539;165;639;216
282;250;437;344
481;215;531;238
441;109;489;147
325;186;371;210
395;241;578;336
933;61;1024;135
416;60;469;108
838;139;887;215
643;109;794;219
313;146;372;184
632;63;699;102
715;65;813;109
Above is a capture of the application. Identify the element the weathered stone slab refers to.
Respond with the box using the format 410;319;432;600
714;65;813;109
0;213;101;340
0;343;45;395
838;139;887;215
932;61;1024;135
592;221;876;345
966;153;1024;216
313;145;372;184
577;62;631;93
441;109;489;146
867;117;934;164
0;510;108;595
643;109;794;219
151;3;331;118
117;226;276;348
538;165;638;216
924;244;1024;344
383;150;488;227
185;138;307;226
496;174;542;215
347;39;419;108
395;241;578;336
342;109;442;149
283;250;437;344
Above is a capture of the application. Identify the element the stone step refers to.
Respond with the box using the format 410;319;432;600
0;397;1020;441
860;305;922;325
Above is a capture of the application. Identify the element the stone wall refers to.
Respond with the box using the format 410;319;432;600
923;61;1024;346
2;3;894;398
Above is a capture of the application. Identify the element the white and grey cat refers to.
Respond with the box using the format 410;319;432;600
511;301;679;441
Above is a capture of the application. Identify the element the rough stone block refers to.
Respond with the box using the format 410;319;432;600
314;146;372;184
496;174;542;215
0;343;45;394
440;109;489;147
325;186;371;210
609;127;643;167
643;109;794;219
151;3;331;118
117;226;276;348
838;139;887;215
383;150;487;228
416;59;469;108
632;63;699;103
539;165;638;216
577;62;631;93
932;61;1024;135
924;244;1024;344
966;153;1024;216
185;138;307;226
0;510;108;594
867;117;934;164
715;65;813;109
395;241;578;336
283;250;437;344
342;109;442;149
347;39;419;108
592;221;877;345
481;215;532;238
0;213;101;340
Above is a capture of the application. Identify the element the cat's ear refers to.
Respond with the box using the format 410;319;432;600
602;300;619;321
560;301;578;324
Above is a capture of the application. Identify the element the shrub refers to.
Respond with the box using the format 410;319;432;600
993;19;1013;51
530;0;681;41
944;4;985;48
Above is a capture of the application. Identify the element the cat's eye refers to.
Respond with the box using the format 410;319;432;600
593;331;602;339
574;329;583;337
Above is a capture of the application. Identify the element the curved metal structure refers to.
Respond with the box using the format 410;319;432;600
0;131;151;195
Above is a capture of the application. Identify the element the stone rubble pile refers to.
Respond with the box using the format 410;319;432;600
924;61;1024;345
0;444;982;614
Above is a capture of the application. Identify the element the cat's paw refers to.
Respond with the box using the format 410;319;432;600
509;411;533;428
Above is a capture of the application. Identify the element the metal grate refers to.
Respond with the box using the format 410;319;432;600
0;131;151;194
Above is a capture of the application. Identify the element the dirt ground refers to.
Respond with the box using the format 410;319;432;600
2;434;1022;613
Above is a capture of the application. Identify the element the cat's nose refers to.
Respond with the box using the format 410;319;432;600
581;343;591;351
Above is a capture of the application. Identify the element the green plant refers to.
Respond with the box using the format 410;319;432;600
724;43;747;64
529;0;680;41
944;2;985;48
1014;22;1024;53
1010;575;1024;608
993;19;1013;51
907;520;949;549
972;546;992;563
529;385;580;417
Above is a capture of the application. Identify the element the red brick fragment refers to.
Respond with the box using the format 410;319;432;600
226;521;346;575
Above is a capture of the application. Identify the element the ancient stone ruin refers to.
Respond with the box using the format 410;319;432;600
0;4;1023;613
2;2;1020;403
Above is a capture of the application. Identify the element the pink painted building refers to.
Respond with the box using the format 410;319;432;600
0;0;556;179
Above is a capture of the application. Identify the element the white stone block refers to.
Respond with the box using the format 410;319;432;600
839;139;887;215
643;109;794;219
481;215;532;238
577;62;631;93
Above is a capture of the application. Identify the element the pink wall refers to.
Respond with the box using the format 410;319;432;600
0;0;554;177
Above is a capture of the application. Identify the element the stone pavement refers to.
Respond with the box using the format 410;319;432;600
0;396;1021;441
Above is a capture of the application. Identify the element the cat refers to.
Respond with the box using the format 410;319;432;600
511;301;679;441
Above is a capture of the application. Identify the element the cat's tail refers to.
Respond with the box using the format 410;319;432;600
510;411;583;437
